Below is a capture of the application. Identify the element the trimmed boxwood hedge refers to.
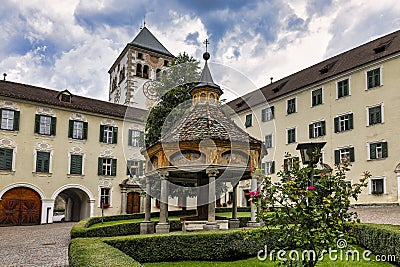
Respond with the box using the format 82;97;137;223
353;223;400;265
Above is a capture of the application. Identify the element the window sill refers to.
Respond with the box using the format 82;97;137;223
366;122;384;127
98;175;115;178
100;142;117;147
335;129;353;134
367;157;387;162
67;174;85;178
34;134;55;140
286;112;297;116
336;95;351;100
365;85;383;91
0;170;15;175
311;104;323;108
0;129;19;135
33;172;53;177
69;138;87;144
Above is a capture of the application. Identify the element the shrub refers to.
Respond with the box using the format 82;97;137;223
353;223;400;265
69;238;141;267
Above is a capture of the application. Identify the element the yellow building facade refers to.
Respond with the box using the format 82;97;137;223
228;30;400;205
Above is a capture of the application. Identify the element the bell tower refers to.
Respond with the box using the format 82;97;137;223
108;26;174;109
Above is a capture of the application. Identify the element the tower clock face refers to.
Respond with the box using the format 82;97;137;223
143;81;159;101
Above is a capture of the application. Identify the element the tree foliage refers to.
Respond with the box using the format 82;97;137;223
145;52;200;147
252;155;369;266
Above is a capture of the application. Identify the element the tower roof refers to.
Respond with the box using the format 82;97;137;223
189;56;222;94
129;26;173;57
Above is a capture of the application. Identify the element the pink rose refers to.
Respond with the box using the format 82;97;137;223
308;185;315;190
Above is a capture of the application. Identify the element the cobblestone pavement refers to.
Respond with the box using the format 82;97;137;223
350;205;400;225
0;222;74;267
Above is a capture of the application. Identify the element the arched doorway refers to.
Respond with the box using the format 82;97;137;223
52;185;93;222
0;187;41;226
127;192;140;214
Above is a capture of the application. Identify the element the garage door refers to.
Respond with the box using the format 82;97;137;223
0;187;41;226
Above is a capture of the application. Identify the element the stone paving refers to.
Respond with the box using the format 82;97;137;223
0;222;74;267
0;206;399;266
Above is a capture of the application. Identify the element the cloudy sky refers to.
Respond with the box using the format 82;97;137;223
1;0;400;102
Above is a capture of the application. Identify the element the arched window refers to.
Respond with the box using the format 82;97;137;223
200;93;206;103
136;64;142;77
156;69;161;81
143;65;149;79
209;93;215;104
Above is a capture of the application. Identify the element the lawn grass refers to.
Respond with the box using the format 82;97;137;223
144;246;395;266
88;211;251;229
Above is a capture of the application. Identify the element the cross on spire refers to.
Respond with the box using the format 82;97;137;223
203;39;210;52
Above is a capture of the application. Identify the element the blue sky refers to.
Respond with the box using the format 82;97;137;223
1;0;399;102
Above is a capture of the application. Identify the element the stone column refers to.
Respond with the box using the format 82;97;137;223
120;187;127;215
247;175;261;228
204;169;220;230
140;176;155;234
156;171;170;233
229;183;240;228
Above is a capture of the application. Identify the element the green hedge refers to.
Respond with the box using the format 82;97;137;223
69;237;142;267
354;223;400;265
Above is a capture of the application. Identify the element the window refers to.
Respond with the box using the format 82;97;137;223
36;151;50;173
99;125;118;144
262;161;275;174
35;115;56;135
69;120;88;140
265;134;273;148
98;158;117;176
70;154;83;175
1;109;19;131
164;60;169;67
137;53;143;60
287;98;296;114
334;147;355;164
127;160;144;177
369;142;388;160
312;88;323;106
337;79;349;98
245;114;252;128
287;128;296;144
367;68;381;89
371;178;384;194
309;121;326;138
284;157;299;171
0;148;13;170
334;113;353;133
368;105;383;125
128;130;144;147
100;188;111;206
261;107;274;122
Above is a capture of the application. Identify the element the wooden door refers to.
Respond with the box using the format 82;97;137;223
0;187;41;226
126;192;140;214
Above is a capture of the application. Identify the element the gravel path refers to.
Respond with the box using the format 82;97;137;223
0;222;74;267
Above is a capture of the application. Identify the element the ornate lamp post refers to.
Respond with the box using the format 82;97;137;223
296;142;326;186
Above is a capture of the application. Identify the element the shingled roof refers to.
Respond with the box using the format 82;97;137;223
227;29;400;113
129;26;173;57
0;80;148;121
161;103;260;144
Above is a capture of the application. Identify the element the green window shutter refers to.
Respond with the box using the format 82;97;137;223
111;159;117;176
139;131;145;147
83;122;88;140
36;152;50;172
321;121;326;136
70;155;82;175
271;161;275;174
98;158;103;175
334;117;339;133
349;147;355;162
112;127;118;144
334;150;340;164
68;120;74;138
99;125;105;142
349;114;354;130
261;109;266;122
382;142;388;158
309;124;313;138
0;148;13;170
50;117;57;136
271;106;275;118
34;114;40;133
139;161;144;176
370;143;377;159
128;130;133;146
13;111;20;131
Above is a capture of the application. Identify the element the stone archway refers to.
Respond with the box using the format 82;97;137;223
52;185;94;222
0;187;42;226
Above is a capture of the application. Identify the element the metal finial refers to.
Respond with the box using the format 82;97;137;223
3;73;7;81
270;77;273;84
203;39;210;61
143;16;146;27
203;39;210;52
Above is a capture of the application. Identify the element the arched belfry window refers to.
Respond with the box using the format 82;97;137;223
200;93;206;103
210;93;215;104
136;64;142;77
143;65;149;79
